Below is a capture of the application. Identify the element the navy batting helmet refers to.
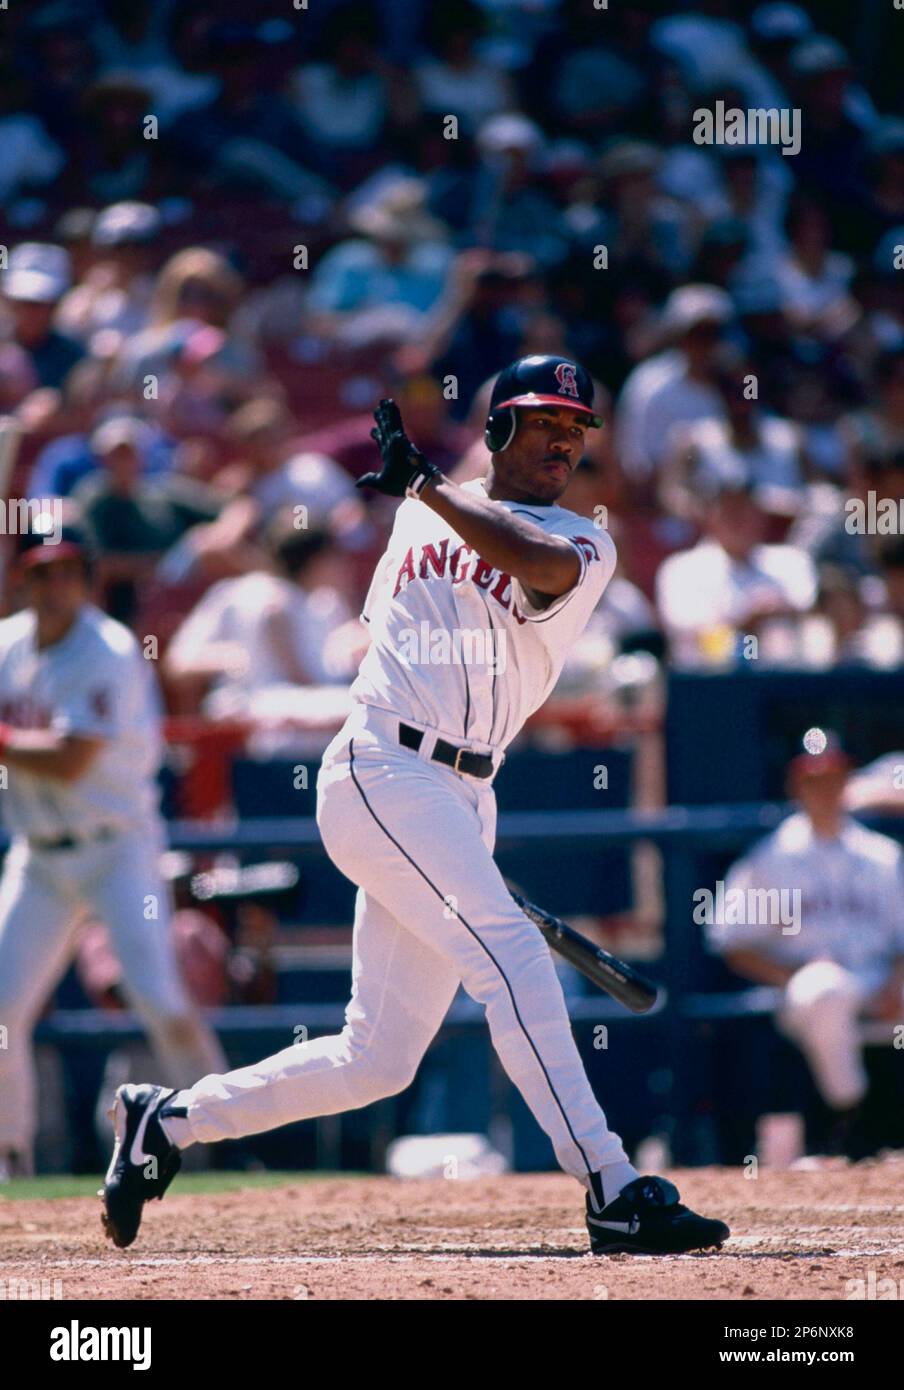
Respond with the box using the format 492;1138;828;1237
484;355;602;453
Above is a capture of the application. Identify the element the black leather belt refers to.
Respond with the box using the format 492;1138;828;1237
29;826;116;852
399;722;496;779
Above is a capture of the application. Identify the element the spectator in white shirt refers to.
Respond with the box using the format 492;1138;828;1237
615;284;735;486
655;475;817;668
415;2;513;135
164;517;358;721
661;362;805;520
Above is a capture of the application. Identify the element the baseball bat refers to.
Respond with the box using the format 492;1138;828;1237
510;889;658;1014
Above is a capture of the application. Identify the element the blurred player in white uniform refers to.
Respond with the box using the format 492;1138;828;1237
0;526;225;1177
709;736;904;1153
102;356;729;1256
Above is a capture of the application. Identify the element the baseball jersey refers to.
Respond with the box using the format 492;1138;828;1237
351;478;616;750
0;604;164;837
707;812;904;981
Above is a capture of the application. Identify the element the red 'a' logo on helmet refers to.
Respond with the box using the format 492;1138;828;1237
554;362;579;398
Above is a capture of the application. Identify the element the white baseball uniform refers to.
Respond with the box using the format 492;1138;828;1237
0;603;225;1157
708;812;904;1108
171;479;639;1200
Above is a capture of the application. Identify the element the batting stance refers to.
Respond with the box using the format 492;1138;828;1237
0;526;225;1177
103;356;729;1255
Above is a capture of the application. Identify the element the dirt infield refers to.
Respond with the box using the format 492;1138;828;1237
3;1161;904;1300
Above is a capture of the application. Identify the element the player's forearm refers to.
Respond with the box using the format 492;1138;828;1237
420;476;580;596
0;728;101;782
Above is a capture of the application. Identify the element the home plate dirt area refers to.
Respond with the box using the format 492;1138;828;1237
3;1164;904;1300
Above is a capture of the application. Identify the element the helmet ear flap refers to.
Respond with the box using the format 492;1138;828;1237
484;406;517;453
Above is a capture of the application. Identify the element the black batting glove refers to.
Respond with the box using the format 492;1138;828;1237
357;399;440;499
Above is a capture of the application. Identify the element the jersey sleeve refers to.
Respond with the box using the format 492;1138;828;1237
50;647;125;740
510;522;617;627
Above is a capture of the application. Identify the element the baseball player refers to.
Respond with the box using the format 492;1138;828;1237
708;736;904;1156
0;525;225;1178
102;356;730;1255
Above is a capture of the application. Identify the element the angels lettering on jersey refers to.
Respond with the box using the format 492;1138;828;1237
351;479;617;751
390;533;604;624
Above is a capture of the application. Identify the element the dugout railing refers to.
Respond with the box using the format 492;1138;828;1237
29;804;904;1169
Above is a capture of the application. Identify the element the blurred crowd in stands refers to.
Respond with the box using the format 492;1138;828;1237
1;0;904;736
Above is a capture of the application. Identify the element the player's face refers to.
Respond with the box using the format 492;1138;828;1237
794;770;848;818
489;407;590;504
25;557;89;623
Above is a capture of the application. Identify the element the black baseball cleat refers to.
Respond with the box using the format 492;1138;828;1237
586;1175;730;1255
100;1084;183;1249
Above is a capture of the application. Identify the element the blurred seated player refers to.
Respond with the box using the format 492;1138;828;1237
655;475;816;668
0;525;225;1179
164;511;362;723
708;735;904;1156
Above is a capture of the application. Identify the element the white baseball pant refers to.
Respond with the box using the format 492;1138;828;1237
0;827;226;1154
776;959;879;1110
175;706;636;1197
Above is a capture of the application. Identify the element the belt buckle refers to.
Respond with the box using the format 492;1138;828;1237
453;747;467;775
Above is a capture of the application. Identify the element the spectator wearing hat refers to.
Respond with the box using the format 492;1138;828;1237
655;475;816;668
708;740;904;1158
2;244;84;391
787;36;875;227
411;248;533;419
57;202;162;353
53;209;100;283
70;73;177;205
615;284;735;484
568;140;697;284
746;2;813;107
651;1;766;103
72;414;223;624
182;399;373;583
662;360;805;522
306;178;454;347
467;113;567;268
26;407;174;502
